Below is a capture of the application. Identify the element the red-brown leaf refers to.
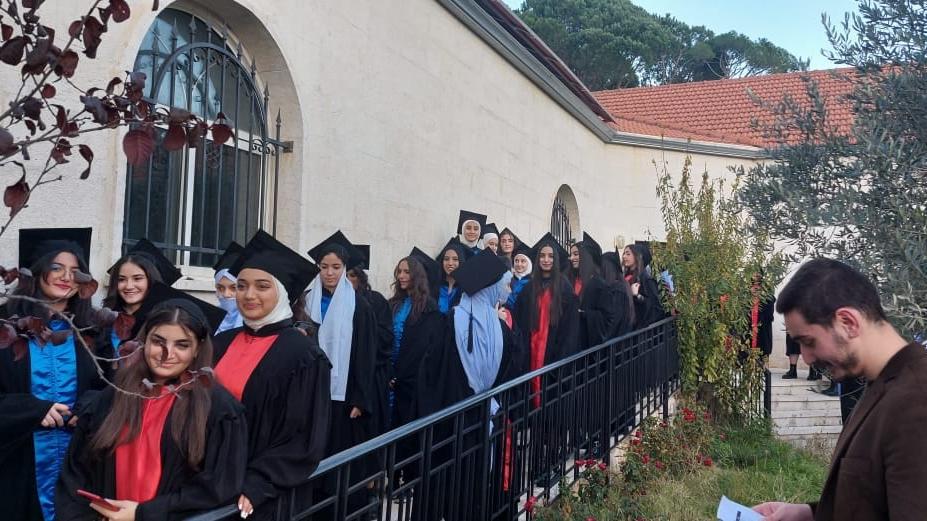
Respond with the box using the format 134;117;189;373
2;267;21;285
25;36;50;67
21;97;42;120
197;368;214;387
77;279;98;299
168;107;193;124
186;120;207;148
93;307;118;328
110;0;131;23
22;0;45;9
17;316;45;335
68;20;83;39
0;323;16;349
105;77;121;95
1;24;13;41
49;329;70;345
81;16;105;59
54;49;78;77
163;123;186;151
0;127;18;156
12;338;28;361
0;36;27;65
78;144;93;179
118;339;140;358
40;83;55;99
179;370;194;384
210;123;233;145
113;313;136;341
4;175;29;218
123;127;154;166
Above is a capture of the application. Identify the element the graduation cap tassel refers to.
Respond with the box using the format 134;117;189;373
468;305;474;353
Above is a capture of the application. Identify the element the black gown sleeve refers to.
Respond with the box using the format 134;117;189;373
495;318;523;387
635;273;666;327
345;297;379;417
554;280;581;360
242;349;332;505
56;389;113;521
135;388;248;521
418;312;468;415
580;277;619;347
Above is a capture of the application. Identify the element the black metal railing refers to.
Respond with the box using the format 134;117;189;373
188;317;679;521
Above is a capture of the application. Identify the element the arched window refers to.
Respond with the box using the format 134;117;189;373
551;184;580;248
122;8;284;268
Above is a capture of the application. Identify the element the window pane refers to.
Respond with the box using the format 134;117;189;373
125;127;183;251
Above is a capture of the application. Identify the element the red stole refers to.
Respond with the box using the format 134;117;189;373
573;278;583;297
115;389;177;502
214;332;278;401
529;288;552;409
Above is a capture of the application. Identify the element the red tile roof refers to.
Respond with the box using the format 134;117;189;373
594;69;857;148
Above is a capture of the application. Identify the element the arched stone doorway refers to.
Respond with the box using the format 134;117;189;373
550;184;580;248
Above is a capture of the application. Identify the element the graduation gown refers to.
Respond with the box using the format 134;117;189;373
628;272;666;328
575;276;619;348
306;293;379;456
756;295;776;356
358;289;395;436
434;282;463;315
212;319;332;519
0;312;107;521
511;277;580;372
609;280;635;337
55;385;248;521
388;299;445;429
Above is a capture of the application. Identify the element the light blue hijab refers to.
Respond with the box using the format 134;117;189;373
453;271;513;416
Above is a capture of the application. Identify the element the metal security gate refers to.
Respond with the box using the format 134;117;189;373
551;194;573;249
122;8;291;268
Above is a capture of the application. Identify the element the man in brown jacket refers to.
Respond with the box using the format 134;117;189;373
753;258;927;521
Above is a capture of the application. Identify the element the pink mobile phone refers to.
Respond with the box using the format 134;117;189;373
76;489;119;512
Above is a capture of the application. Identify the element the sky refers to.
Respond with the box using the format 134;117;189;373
501;0;860;70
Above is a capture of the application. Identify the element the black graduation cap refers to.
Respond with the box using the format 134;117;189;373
231;230;319;305
409;246;440;288
457;210;487;235
111;238;183;286
453;251;509;296
601;251;621;270
634;240;653;268
435;237;469;264
212;241;244;272
143;282;228;334
529;232;570;268
354;244;370;270
513;242;532;261
18;227;92;269
483;222;500;238
307;230;366;270
579;232;603;266
500;227;522;248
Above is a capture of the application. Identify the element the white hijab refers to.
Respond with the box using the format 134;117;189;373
458;219;483;249
214;269;243;334
305;271;356;402
513;253;533;280
242;277;293;331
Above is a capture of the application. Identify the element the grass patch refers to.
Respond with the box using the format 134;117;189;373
638;420;828;520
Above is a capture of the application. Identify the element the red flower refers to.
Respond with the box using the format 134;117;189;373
586;517;597;521
655;460;665;470
525;496;537;514
598;462;607;471
641;454;650;464
634;429;642;438
631;438;641;446
702;457;713;467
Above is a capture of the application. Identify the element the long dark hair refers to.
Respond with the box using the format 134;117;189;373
622;244;643;282
439;242;467;283
601;252;636;327
348;266;371;291
8;248;94;327
389;257;431;323
104;254;164;310
529;244;564;330
89;305;213;469
566;243;599;293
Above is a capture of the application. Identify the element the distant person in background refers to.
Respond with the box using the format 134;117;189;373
498;228;521;264
213;241;245;335
482;223;500;254
456;210;487;258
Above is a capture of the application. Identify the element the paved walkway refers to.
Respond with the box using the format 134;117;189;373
769;367;842;454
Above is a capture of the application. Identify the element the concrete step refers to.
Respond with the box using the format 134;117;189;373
773;415;843;429
771;407;841;420
775;424;843;436
772;399;840;414
772;391;840;403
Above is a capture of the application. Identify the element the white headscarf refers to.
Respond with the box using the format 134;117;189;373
454;271;513;417
214;269;243;334
458;219;483;249
305;271;356;401
242;277;293;331
513;253;533;279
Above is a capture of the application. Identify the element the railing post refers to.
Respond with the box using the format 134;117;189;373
764;368;772;418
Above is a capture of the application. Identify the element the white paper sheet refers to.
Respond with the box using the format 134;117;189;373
717;495;764;521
